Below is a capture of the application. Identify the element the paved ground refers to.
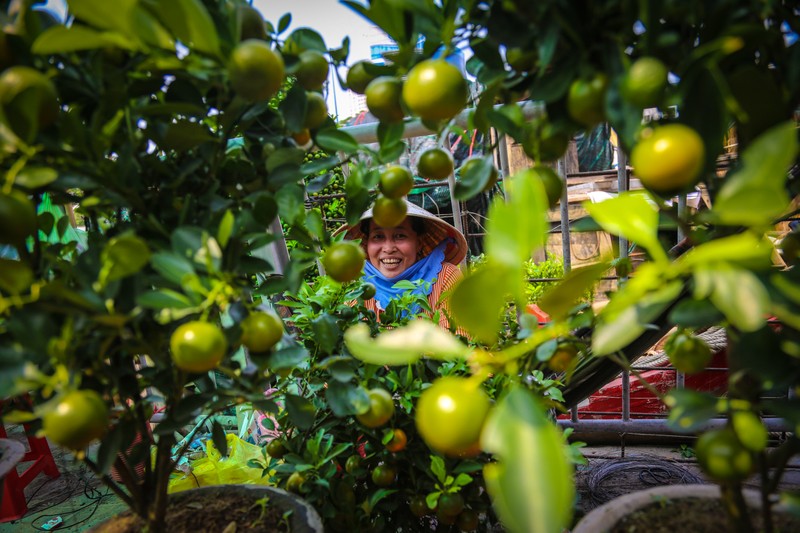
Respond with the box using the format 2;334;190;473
2;425;799;532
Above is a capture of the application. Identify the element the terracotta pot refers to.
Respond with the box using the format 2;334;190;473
89;484;324;533
572;484;793;533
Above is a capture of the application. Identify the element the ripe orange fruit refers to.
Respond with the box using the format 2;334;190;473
346;60;376;95
295;50;329;91
292;128;312;147
371;195;407;228
379;165;414;198
365;76;405;123
322;241;366;283
415;376;491;457
43;390;108;451
170;321;228;373
356;388;395;428
228;40;285;102
303;91;328;130
0;66;59;140
566;73;608;128
417;148;454;181
240;311;283;353
385;428;408;452
460;157;499;192
0;189;37;245
402;59;468;122
621;57;668;108
631;124;705;195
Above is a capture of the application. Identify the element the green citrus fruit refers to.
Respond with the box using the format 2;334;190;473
295;50;329;91
371;196;408;228
781;231;800;266
415;376;491;457
346;60;377;94
731;411;768;453
170;321;228;373
365;76;405;123
417;148;454;181
303;91;328;129
0;189;37;245
236;4;267;41
409;495;430;517
361;282;377;300
664;329;713;374
438;492;465;517
631;124;705;195
371;463;397;487
228;39;285;102
345;455;362;474
548;343;578;372
266;439;287;458
522;122;570;163
566;73;608;128
322;241;366;283
621;57;669;108
379;165;414;199
240;311;283;353
695;428;753;483
356;388;395;428
460;157;499;192
402;59;468;122
506;47;536;72
286;471;306;493
456;509;480;531
43;389;108;451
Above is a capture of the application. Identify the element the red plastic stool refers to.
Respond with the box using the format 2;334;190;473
0;423;60;522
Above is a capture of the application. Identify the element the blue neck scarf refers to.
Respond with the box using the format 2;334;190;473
363;240;449;314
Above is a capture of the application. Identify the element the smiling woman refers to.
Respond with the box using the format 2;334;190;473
335;199;467;331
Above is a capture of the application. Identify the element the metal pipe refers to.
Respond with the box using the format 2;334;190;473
557;157;571;272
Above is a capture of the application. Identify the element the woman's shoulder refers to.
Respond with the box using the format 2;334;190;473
439;261;463;277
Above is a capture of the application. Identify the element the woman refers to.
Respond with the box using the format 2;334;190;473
338;200;468;331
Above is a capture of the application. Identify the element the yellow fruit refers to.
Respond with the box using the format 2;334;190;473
295;50;329;91
621;57;669;108
417;148;454;181
346;60;376;94
402;59;468;122
43;390;108;451
322;241;366;283
365;76;405;123
372;196;407;228
379;165;414;199
240;311;283;353
170;321;228;373
566;73;608;128
356;388;395;428
228;40;285;102
303;91;328;130
631;124;705;195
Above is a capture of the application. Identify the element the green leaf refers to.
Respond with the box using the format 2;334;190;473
539;261;610;320
285;394;316;430
713;121;798;227
211;421;228;458
675;232;773;273
593;279;683;356
668;298;726;328
276;184;305;225
148;0;222;58
301;155;340;176
455;156;495;200
664;389;719;433
32;25;140;54
481;386;574;533
311;313;341;356
449;265;511;345
430;455;447;484
99;233;151;284
286;27;327;52
583;192;668;264
325;381;369;417
486;169;549;267
15;166;58;189
137;289;195;310
151;251;195;286
267;344;309;373
314;128;360;154
694;263;768;332
343;322;470;365
279;85;307;134
217;210;234;248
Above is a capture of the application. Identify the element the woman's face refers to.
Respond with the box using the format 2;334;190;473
366;218;422;279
